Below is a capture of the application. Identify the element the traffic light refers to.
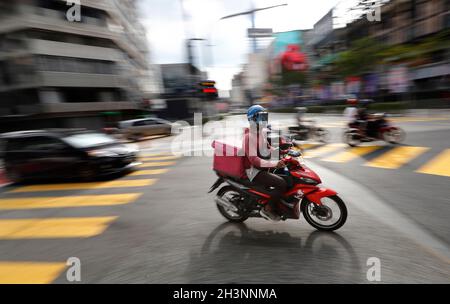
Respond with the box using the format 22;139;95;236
199;80;218;99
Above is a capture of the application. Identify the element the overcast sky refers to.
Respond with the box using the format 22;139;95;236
138;0;357;91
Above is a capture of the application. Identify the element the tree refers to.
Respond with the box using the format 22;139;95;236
334;37;385;77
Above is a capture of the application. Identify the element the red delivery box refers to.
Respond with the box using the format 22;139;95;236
212;140;246;179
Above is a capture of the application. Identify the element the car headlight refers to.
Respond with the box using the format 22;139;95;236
125;143;139;154
88;150;117;157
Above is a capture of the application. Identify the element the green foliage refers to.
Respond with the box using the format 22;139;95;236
334;37;385;77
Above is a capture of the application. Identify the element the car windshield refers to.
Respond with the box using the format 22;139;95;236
63;133;116;148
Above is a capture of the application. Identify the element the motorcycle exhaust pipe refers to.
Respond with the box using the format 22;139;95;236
214;196;239;212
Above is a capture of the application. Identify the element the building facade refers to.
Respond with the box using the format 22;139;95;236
0;0;161;131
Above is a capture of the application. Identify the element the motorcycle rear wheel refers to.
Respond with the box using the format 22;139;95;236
301;195;347;231
315;128;330;143
216;186;249;223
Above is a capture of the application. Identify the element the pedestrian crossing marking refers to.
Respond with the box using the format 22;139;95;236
0;262;66;284
140;155;180;161
365;146;429;169
129;169;170;176
0;193;141;210
0;216;117;239
416;149;450;178
295;143;322;151
9;179;155;193
323;146;381;163
139;161;176;168
303;144;345;159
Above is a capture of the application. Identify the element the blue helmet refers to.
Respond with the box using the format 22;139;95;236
247;105;267;122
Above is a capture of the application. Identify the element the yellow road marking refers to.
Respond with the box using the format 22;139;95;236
10;179;155;193
0;262;66;284
140;155;180;161
323;146;381;163
416;149;450;177
0;217;117;239
129;169;170;176
365;146;429;169
303;144;345;159
0;193;141;210
139;161;176;168
295;143;322;151
391;117;450;123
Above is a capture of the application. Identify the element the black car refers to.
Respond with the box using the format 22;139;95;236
0;130;141;183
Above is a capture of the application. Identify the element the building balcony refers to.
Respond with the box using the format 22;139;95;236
2;101;140;117
38;71;128;88
0;6;116;41
40;101;140;114
27;39;123;62
0;71;127;92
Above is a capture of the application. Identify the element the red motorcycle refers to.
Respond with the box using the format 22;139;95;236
344;113;406;147
209;140;347;231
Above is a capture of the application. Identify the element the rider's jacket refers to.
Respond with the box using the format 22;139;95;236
242;127;279;172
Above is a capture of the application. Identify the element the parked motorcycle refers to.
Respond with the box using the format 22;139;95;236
209;139;347;231
343;113;406;147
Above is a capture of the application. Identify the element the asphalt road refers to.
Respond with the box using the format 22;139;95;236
0;112;449;283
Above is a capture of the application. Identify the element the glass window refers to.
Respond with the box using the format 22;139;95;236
9;137;66;151
63;133;116;148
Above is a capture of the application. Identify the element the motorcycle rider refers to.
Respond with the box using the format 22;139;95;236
243;105;287;221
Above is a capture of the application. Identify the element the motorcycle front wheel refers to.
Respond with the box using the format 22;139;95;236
383;128;406;144
301;195;347;231
216;186;249;223
343;131;360;147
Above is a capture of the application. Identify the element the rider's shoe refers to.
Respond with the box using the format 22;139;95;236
260;208;281;222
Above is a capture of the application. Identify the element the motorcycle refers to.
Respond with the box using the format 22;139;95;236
288;121;330;143
287;107;330;143
208;138;347;231
343;113;406;147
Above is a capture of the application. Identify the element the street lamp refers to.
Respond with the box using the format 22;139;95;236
219;2;288;53
186;38;206;75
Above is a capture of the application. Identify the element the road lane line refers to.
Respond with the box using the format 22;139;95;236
129;169;170;176
416;149;450;178
322;146;381;163
365;146;429;169
139;161;176;168
0;262;66;284
303;144;345;159
9;179;155;193
0;216;117;239
0;193;142;210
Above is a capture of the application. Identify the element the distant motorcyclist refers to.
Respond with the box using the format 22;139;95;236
243;105;287;221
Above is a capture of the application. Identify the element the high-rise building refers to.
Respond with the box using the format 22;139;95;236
0;0;161;131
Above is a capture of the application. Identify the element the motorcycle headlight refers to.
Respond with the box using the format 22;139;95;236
299;177;319;185
296;156;306;165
